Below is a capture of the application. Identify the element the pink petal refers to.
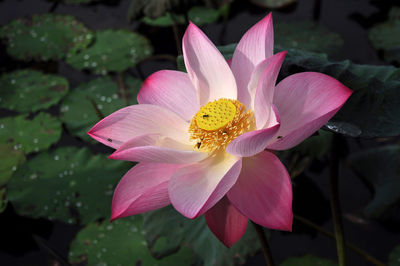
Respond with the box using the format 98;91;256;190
227;151;293;231
205;196;248;247
183;22;237;105
226;114;280;157
268;72;353;150
169;153;242;219
111;162;180;220
109;134;208;164
253;51;286;129
137;70;200;121
87;104;190;149
231;13;274;107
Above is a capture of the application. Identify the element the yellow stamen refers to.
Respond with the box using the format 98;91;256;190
189;98;256;153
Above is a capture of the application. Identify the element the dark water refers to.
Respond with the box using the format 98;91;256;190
0;0;399;265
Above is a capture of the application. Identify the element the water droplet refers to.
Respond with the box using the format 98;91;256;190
84;54;90;60
76;202;82;208
106;225;113;230
54;155;60;161
33;138;38;144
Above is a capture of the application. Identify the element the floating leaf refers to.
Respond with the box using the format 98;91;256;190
143;206;260;266
179;45;400;137
0;144;26;187
369;7;400;64
69;216;193;265
250;0;296;9
60;76;141;141
389;245;400;266
280;255;337;266
128;0;230;20
275;21;343;55
7;147;131;224
0;70;69;113
66;30;153;74
0;14;92;61
347;145;400;218
62;0;99;4
142;6;224;27
142;12;185;27
188;6;225;25
0;113;62;154
324;121;362;138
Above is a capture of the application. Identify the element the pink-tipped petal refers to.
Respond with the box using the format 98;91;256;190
109;134;208;164
226;114;280;157
87;104;190;149
111;162;180;220
205;196;248;247
183;22;237;104
269;72;353;150
227;151;293;231
253;51;286;129
137;70;199;121
231;13;274;107
169;153;242;219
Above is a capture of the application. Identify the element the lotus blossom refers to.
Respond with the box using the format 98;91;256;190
88;13;352;247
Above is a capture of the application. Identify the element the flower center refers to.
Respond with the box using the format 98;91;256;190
189;98;256;153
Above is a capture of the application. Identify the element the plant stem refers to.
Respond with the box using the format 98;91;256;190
294;215;385;266
90;99;104;119
117;73;128;106
329;134;347;266
252;222;275;266
170;13;182;55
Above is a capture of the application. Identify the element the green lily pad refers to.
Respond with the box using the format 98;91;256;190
128;0;229;21
143;5;228;27
142;12;185;27
0;113;62;154
369;7;400;64
348;145;400;218
66;30;153;74
275;21;343;55
280;255;337;266
188;6;225;25
63;0;98;4
0;70;69;113
7;146;132;224
60;76;141;141
324;121;362;138
0;14;92;61
250;0;296;9
69;216;193;265
0;144;26;187
389;245;400;266
143;206;260;266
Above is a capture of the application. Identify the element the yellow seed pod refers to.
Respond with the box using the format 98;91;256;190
195;99;237;131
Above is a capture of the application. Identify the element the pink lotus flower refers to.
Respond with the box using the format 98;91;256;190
88;13;352;247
